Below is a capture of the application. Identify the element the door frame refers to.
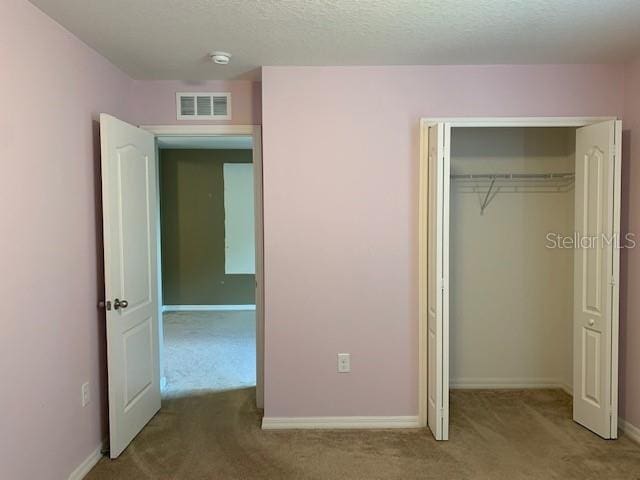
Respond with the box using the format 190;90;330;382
418;116;620;432
140;124;265;409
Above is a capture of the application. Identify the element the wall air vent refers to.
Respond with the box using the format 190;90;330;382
176;92;231;120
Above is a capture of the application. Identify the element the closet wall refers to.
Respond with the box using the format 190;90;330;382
449;128;575;390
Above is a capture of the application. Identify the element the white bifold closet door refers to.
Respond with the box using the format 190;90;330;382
426;123;450;441
573;120;621;439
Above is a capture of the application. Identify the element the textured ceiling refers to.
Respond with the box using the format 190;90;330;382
29;0;640;80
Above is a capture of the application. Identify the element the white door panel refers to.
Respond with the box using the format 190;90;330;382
427;123;450;441
100;114;161;458
573;120;619;439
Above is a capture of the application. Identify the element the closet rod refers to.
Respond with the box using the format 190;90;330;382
451;172;574;180
451;172;575;214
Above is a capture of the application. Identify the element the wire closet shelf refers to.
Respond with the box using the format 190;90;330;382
451;171;575;214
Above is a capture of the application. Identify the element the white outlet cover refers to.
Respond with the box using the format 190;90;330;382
337;353;351;373
82;382;90;407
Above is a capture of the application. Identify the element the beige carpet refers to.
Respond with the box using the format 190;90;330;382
87;389;640;479
162;311;256;395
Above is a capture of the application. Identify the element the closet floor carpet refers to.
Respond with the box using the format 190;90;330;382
86;389;640;480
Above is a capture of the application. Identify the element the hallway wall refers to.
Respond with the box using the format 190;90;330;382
130;79;261;126
160;149;255;306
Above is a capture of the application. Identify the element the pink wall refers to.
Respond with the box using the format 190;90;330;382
129;79;261;125
620;57;640;428
261;65;626;417
0;1;133;478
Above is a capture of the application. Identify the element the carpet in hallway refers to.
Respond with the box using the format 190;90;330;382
162;311;256;396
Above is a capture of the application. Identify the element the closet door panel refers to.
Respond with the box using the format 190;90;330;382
573;120;618;439
582;146;604;315
426;123;450;441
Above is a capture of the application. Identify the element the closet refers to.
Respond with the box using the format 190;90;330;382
450;127;575;391
419;118;622;443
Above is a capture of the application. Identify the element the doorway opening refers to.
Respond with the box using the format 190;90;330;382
100;117;264;458
157;135;257;398
419;117;622;442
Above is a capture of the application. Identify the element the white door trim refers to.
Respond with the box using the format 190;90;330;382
418;116;616;128
611;120;622;435
142;124;264;409
141;124;259;136
162;305;256;312
418;116;621;438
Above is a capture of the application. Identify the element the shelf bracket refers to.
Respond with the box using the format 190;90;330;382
479;178;499;215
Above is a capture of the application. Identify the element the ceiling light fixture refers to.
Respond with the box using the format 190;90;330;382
210;51;232;65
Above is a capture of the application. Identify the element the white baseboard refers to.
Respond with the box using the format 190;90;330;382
619;417;640;444
67;443;104;480
450;377;568;391
262;416;420;430
559;382;573;396
162;304;256;312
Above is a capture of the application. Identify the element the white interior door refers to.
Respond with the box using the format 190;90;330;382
573;119;621;439
100;114;161;458
427;123;450;440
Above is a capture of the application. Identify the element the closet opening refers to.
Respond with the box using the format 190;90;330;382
449;126;577;434
419;117;622;442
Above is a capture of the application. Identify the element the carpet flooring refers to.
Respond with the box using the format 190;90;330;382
86;389;640;479
162;311;256;396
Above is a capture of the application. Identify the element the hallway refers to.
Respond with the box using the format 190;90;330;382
162;310;256;396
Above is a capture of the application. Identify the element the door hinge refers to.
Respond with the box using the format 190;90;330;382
440;278;445;291
609;276;616;287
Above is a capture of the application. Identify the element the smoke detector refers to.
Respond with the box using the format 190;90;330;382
210;51;232;65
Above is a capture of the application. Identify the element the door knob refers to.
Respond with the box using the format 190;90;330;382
114;298;129;310
588;318;595;326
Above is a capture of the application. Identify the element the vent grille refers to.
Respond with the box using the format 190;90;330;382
180;96;195;116
213;96;228;116
196;96;212;116
176;92;231;120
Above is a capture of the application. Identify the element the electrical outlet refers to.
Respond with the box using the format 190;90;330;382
337;353;351;373
81;382;90;407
